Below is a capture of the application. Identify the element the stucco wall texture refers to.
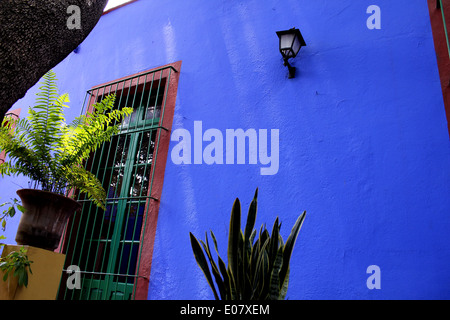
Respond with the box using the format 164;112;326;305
3;0;450;299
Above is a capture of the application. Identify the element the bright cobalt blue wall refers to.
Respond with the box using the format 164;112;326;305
2;0;450;299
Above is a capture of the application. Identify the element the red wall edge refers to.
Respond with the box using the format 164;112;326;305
428;0;450;138
131;60;182;300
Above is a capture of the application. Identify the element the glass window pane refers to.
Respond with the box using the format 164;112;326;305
121;203;145;241
130;165;150;197
136;130;156;165
104;168;125;198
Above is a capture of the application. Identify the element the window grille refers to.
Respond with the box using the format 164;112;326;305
58;65;178;300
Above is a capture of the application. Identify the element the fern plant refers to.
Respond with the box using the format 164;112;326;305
190;189;306;300
0;70;133;209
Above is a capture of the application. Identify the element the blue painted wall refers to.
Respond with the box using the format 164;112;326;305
2;0;450;299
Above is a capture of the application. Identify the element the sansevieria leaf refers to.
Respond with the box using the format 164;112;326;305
189;189;306;300
189;232;220;300
228;198;241;288
279;211;306;289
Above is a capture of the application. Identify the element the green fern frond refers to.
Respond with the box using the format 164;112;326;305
62;164;107;209
0;71;131;208
57;94;132;169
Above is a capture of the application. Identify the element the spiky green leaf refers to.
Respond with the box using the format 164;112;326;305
279;211;306;290
189;232;220;300
228;198;241;285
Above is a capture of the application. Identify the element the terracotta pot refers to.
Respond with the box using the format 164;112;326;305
15;189;81;251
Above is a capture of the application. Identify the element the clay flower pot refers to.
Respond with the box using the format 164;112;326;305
15;189;81;251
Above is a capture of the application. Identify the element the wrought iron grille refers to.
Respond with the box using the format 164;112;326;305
58;65;177;300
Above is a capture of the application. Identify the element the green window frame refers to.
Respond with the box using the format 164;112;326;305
58;62;181;300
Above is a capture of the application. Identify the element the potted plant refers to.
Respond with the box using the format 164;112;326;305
190;188;306;300
0;70;132;250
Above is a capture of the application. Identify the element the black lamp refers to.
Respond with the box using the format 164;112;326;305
276;27;306;78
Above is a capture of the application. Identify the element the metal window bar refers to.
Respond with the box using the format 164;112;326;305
58;66;177;300
62;269;147;279
438;0;450;60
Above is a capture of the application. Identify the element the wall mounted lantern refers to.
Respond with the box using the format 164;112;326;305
276;27;306;78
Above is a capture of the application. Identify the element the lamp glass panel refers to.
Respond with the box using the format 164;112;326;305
279;33;295;51
291;35;301;57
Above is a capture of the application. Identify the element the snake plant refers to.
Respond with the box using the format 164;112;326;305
0;70;133;209
190;189;306;300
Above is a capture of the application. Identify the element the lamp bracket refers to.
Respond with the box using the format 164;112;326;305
283;58;296;79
